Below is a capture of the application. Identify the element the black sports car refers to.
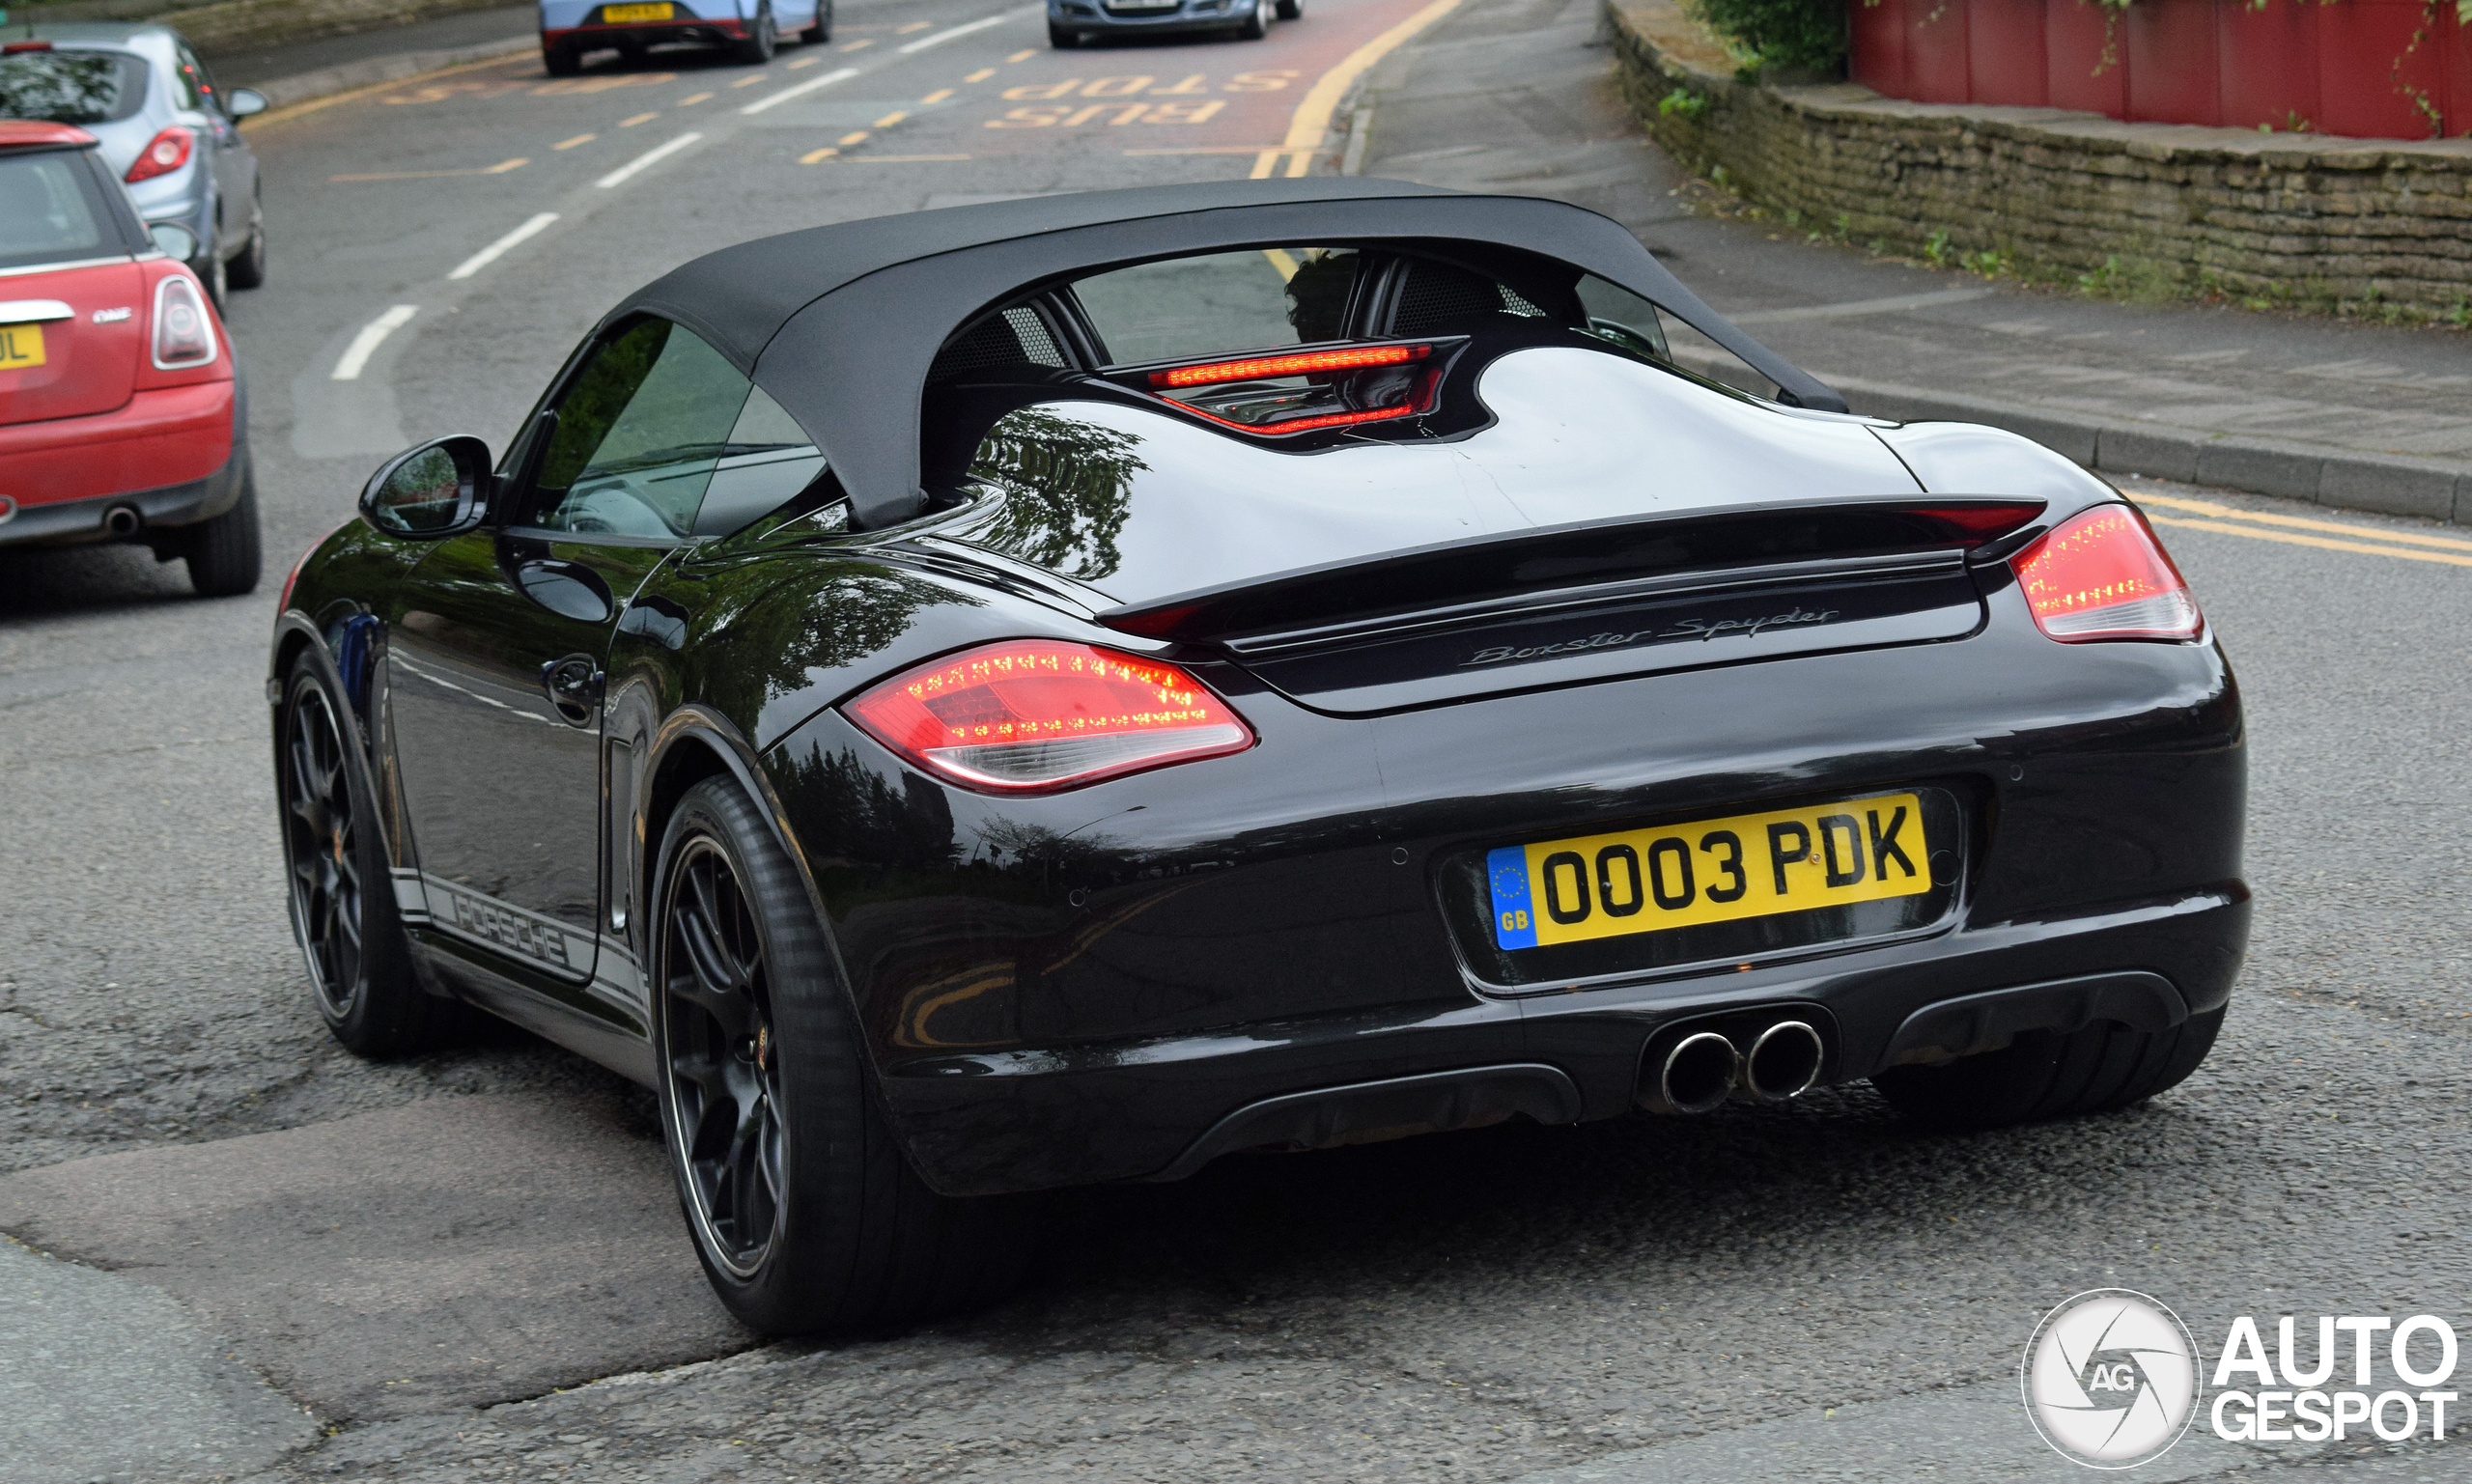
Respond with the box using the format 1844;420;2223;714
270;179;2246;1333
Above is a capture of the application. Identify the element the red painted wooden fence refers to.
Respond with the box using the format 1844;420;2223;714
1848;0;2471;139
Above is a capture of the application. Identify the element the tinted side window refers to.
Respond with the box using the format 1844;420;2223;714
531;319;754;538
171;43;211;111
1575;274;1671;362
1071;246;1360;365
692;386;828;537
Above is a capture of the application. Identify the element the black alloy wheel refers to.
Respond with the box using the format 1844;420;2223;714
651;777;1036;1333
279;653;452;1055
660;831;788;1277
800;0;830;43
737;6;777;64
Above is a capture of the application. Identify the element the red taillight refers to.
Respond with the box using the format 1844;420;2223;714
125;126;194;183
151;270;216;368
2012;504;2201;642
845;640;1254;793
2;40;55;52
1182;402;1421;436
1151;344;1429;389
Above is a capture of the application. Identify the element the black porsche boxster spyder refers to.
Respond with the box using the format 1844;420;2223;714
270;179;2245;1332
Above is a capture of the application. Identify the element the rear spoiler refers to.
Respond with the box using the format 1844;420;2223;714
1096;498;2045;648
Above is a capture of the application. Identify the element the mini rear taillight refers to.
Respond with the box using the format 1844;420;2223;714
845;640;1254;793
2012;504;2201;642
151;271;216;369
125;126;195;183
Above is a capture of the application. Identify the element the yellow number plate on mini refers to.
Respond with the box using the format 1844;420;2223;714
1486;792;1929;949
0;322;45;370
602;2;673;19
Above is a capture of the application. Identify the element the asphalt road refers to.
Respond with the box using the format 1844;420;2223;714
2;0;2470;1479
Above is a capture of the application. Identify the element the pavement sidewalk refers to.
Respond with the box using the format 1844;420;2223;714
202;1;534;104
1357;0;2472;525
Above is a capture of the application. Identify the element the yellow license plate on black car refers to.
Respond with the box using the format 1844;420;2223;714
1487;793;1929;949
603;2;673;19
0;322;45;370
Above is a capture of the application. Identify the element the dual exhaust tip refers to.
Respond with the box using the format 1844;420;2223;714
1643;1021;1825;1115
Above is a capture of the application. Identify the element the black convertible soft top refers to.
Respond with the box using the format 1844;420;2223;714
609;178;1847;530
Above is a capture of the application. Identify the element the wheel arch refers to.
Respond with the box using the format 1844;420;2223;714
637;706;853;1007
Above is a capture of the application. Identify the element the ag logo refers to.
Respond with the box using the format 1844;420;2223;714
2023;1289;2201;1469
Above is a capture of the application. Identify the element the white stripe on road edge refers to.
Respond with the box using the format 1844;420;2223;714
595;131;704;187
330;305;417;380
446;212;559;281
739;65;858;114
1729;289;1995;325
896;7;1030;54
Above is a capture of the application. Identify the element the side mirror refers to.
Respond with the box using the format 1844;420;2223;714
147;221;200;262
361;435;493;539
227;88;267;119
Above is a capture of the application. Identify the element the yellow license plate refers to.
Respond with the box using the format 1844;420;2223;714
1488;792;1929;949
0;322;44;370
602;3;673;20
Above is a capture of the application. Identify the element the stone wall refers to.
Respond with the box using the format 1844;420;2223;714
19;0;514;54
1607;0;2472;318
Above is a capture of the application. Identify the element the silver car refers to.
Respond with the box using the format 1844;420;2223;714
0;23;267;303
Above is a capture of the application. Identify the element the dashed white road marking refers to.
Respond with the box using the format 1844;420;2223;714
594;131;703;187
739;65;858;114
897;6;1036;54
446;212;560;280
330;305;418;380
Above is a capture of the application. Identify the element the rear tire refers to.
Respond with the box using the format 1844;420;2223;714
1275;0;1301;16
1871;1007;2225;1130
281;652;464;1057
226;196;267;291
190;250;227;311
800;0;829;42
735;6;777;63
183;461;262;597
543;40;580;74
652;777;1034;1335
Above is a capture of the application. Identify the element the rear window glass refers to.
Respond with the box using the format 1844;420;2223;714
0;50;150;125
0;152;111;269
1071;246;1360;366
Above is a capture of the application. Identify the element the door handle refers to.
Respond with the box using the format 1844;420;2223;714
541;655;604;726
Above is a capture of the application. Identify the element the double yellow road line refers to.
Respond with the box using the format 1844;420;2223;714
2135;493;2472;571
1250;0;1460;180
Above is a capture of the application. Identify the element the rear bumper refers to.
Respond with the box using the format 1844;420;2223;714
542;17;748;46
1050;1;1250;32
848;887;2245;1196
0;379;244;546
761;581;2247;1198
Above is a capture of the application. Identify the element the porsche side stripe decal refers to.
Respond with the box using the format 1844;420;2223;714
421;875;599;979
590;938;646;1017
390;868;430;924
